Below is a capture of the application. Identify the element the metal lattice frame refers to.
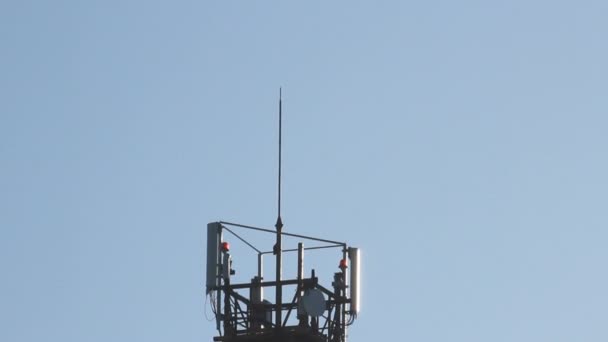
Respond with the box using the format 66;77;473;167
208;221;356;342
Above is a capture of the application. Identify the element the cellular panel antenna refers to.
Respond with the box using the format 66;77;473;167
205;90;361;342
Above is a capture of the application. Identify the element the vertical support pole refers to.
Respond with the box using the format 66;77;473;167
250;276;263;331
258;253;263;279
223;276;232;336
297;243;307;326
275;224;282;329
257;253;264;316
342;248;348;342
297;243;304;292
216;284;221;332
332;272;342;342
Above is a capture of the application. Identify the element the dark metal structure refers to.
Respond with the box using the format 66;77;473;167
205;91;361;342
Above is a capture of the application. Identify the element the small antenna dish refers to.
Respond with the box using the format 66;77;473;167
301;289;326;317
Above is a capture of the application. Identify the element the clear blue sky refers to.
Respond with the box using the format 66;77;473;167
1;1;607;341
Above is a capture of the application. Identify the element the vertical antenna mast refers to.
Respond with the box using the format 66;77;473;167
277;88;282;224
274;88;283;330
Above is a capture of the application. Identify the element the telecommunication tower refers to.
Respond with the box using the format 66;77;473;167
205;91;361;342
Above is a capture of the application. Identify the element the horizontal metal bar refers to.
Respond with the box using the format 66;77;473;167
219;221;278;234
260;243;344;255
221;277;318;291
226;302;299;311
222;279;300;290
220;221;346;246
231;324;310;336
